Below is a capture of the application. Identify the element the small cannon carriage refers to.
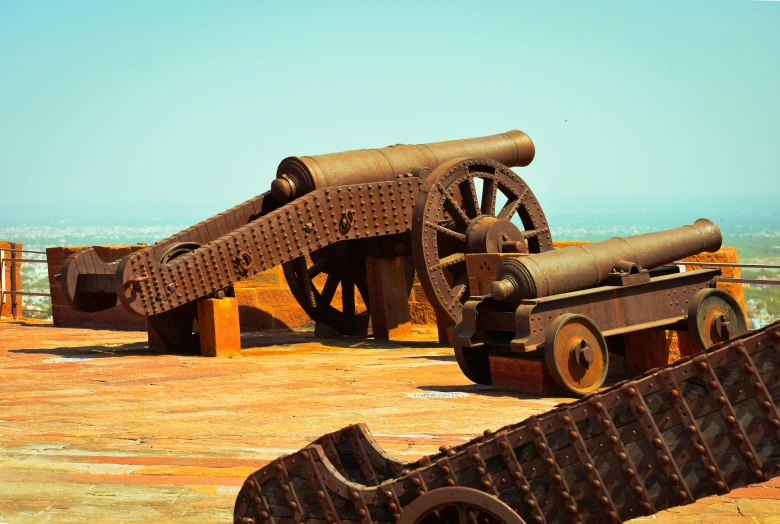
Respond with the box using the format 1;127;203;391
454;220;748;396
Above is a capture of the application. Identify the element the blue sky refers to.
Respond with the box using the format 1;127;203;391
1;1;778;224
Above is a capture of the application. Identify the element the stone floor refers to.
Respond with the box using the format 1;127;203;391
1;320;779;523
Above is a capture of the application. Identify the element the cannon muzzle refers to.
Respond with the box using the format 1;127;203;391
271;130;535;202
490;219;722;308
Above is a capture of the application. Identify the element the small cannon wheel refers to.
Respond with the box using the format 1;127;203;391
545;314;609;396
412;158;552;324
147;242;234;353
455;347;492;385
688;288;748;352
399;487;525;524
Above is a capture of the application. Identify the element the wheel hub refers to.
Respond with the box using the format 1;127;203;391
572;339;594;369
713;313;735;342
465;216;527;255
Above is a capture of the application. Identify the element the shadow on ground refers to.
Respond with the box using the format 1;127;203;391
10;329;448;360
11;341;158;359
415;383;567;400
417;377;622;400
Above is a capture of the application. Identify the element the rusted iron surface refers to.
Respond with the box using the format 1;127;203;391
411;158;552;325
59;132;548;349
488;219;722;309
234;322;780;524
271;131;535;203
454;222;747;396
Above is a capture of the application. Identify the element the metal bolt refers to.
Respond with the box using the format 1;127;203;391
714;314;734;339
572;339;594;369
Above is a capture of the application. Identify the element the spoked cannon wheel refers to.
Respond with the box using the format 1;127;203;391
147;242;234;353
545;314;609;396
399;487;525;524
688;288;748;352
283;241;414;337
412;158;552;325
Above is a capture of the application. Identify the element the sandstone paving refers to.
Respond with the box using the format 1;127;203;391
1;320;779;523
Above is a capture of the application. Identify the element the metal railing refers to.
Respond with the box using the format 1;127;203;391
674;261;780;286
1;247;51;319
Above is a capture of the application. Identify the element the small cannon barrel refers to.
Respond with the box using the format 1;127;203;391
271;130;535;202
490;219;722;308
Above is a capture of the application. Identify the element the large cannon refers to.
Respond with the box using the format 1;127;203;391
271;130;535;203
234;322;780;524
59;131;552;350
454;220;748;395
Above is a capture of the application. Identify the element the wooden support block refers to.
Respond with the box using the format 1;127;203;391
623;329;701;376
146;321;166;352
365;257;412;340
489;356;563;396
624;328;680;376
437;318;455;346
676;331;699;358
197;297;241;357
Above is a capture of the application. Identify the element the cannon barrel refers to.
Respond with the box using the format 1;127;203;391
270;130;535;202
490;219;722;308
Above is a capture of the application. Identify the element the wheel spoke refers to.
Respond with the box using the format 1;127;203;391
497;188;528;221
355;278;370;307
481;178;497;216
444;193;471;228
460;178;481;219
320;273;340;305
522;227;549;239
450;273;469;307
308;257;328;279
457;503;469;524
426;221;466;242
429;253;465;272
497;196;521;221
342;277;356;316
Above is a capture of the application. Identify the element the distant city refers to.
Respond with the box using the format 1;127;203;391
2;204;778;327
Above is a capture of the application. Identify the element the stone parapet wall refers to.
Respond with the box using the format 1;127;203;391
234;266;313;331
0;241;23;319
46;245;148;330
43;243;745;335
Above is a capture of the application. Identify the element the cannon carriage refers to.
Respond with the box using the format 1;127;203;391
59;131;552;350
453;220;749;396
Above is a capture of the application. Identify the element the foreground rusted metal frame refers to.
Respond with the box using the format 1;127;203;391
234;322;780;524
